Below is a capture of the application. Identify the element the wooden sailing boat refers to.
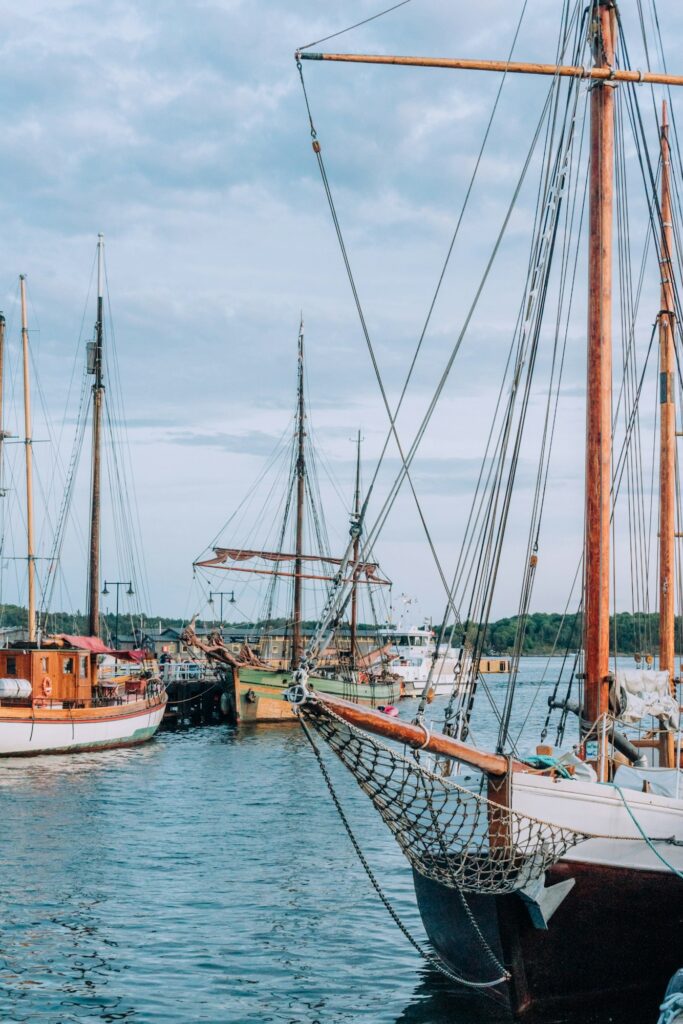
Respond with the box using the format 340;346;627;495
285;3;683;1018
190;321;400;723
0;242;166;756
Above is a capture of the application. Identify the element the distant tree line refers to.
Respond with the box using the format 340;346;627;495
464;611;666;656
0;605;670;656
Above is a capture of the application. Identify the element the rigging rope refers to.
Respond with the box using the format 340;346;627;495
298;0;420;53
297;709;510;987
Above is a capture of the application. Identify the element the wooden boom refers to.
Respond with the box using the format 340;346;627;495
301;690;526;776
298;51;683;88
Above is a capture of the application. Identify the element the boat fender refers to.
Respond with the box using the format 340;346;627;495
145;676;163;697
245;688;257;704
378;704;399;717
42;676;52;697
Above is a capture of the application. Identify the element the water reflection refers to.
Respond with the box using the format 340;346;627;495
0;661;662;1022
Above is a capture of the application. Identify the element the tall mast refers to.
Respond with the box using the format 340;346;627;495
292;318;305;668
88;234;105;638
350;430;362;668
19;276;36;642
658;100;675;681
583;1;615;764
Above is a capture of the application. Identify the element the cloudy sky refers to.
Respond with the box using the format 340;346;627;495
1;0;682;628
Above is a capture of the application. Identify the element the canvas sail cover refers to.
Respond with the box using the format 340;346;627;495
196;547;386;582
616;668;679;727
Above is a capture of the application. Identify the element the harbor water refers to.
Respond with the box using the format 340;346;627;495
0;659;626;1023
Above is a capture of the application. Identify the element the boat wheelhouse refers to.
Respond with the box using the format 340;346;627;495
0;635;165;756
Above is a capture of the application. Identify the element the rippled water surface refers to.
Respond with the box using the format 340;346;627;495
0;660;632;1022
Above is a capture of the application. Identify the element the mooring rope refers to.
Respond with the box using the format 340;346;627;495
296;709;510;989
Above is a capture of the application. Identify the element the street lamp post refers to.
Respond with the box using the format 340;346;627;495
208;590;236;633
102;579;134;649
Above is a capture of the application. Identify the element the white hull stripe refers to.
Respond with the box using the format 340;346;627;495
0;703;166;756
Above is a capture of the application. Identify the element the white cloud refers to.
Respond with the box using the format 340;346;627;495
0;0;679;620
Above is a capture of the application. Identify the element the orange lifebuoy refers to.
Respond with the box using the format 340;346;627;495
42;676;52;697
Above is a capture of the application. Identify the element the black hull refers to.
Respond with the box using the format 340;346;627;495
413;858;683;1019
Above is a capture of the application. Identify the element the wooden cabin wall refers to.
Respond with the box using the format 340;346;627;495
0;649;94;704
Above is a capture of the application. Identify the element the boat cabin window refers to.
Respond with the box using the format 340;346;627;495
63;657;75;675
79;656;88;678
41;657;48;672
499;661;506;672
6;656;16;676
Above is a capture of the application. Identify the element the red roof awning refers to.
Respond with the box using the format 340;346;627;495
55;635;147;662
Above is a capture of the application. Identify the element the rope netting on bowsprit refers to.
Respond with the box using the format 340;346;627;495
299;699;592;895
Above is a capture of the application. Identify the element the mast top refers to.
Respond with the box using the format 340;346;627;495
97;233;104;300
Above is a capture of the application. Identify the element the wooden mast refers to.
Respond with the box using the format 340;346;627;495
658;102;677;769
292;318;306;668
350;430;361;668
658;100;675;680
88;234;105;638
19;276;36;642
583;2;615;771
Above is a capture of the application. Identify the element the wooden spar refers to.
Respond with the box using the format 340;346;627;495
88;234;104;638
19;276;36;643
298;50;683;88
200;563;389;584
302;691;526;775
350;430;361;668
292;319;306;669
658;100;675;683
583;3;615;762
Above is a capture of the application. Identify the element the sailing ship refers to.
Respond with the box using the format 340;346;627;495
282;2;683;1019
0;241;166;755
189;322;400;723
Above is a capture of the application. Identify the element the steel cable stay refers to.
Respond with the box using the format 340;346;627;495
616;39;683;665
293;0;545;631
296;91;560;668
614;85;653;655
533;91;681;748
40;368;91;622
434;47;588;753
198;420;294;559
298;0;421;54
530;313;662;751
36;243;153;636
640;0;683;668
294;3;586;671
500;75;591;744
101;268;152;617
327;1;580;559
476;69;587;753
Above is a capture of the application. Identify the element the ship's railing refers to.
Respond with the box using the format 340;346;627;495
159;660;219;684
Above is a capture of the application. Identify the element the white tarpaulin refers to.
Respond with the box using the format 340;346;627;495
613;764;683;799
616;668;679;728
